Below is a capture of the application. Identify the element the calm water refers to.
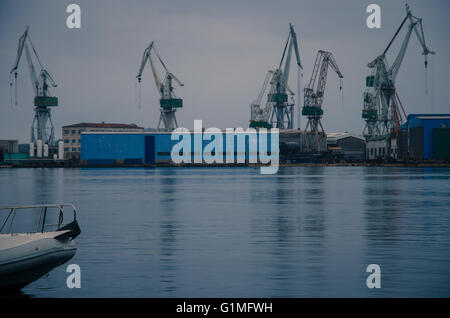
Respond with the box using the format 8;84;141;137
0;167;449;297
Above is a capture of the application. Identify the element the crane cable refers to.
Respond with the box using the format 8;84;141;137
10;29;42;107
153;46;168;74
14;73;18;106
9;74;14;107
135;45;166;110
429;60;434;111
27;31;44;71
424;55;434;111
135;78;142;110
424;64;428;96
395;91;407;119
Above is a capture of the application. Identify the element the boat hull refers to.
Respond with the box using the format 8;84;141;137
0;232;77;289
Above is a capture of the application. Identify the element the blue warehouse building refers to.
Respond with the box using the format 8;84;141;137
81;131;277;165
398;114;450;161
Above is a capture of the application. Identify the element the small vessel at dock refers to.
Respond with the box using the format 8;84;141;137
0;204;81;290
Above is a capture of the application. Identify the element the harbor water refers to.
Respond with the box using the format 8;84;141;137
0;167;449;297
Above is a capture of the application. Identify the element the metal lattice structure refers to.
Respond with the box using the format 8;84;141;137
303;50;343;136
137;42;184;132
250;23;302;130
362;4;434;139
10;26;58;146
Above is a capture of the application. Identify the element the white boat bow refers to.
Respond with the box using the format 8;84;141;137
0;204;81;290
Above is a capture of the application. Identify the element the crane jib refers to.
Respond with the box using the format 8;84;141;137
136;41;184;131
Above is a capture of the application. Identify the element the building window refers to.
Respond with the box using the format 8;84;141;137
72;139;76;144
64;139;69;143
71;130;76;134
64;130;69;134
370;148;373;156
64;147;69;151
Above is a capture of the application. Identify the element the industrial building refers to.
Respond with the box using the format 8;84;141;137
81;131;277;165
0;140;19;162
398;114;450;161
278;130;327;159
365;136;396;161
0;140;62;163
4;6;444;167
62;122;144;160
327;133;366;162
0;140;19;155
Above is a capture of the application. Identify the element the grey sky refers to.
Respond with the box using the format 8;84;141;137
1;0;449;143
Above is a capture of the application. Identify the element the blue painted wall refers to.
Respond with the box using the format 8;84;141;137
81;132;275;163
81;134;145;160
402;114;450;159
423;119;450;159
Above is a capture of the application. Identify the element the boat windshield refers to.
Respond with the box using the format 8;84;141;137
0;204;77;235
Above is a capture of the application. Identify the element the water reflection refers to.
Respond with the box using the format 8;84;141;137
247;167;328;296
1;167;449;297
157;169;179;294
32;169;56;204
363;167;402;246
300;167;326;294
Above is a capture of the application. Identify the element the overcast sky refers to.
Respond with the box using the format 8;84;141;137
1;0;449;142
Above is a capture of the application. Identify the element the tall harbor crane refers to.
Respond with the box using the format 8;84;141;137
137;41;184;131
10;26;58;146
362;4;434;138
303;50;343;139
250;23;302;129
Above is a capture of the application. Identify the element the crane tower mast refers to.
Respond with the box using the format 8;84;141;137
10;26;58;146
137;42;184;132
362;4;434;139
303;50;343;135
250;23;302;130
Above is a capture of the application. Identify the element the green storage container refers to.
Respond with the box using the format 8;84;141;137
433;128;450;160
267;93;288;103
34;96;58;107
4;153;30;160
160;98;183;108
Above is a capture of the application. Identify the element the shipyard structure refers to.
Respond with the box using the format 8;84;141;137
80;130;278;165
79;129;368;165
2;5;449;167
62;122;144;160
